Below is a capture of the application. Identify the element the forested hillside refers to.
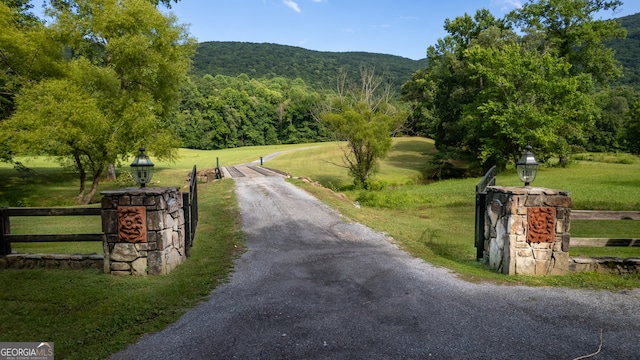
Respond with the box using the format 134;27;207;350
192;12;640;91
609;12;640;87
192;41;428;92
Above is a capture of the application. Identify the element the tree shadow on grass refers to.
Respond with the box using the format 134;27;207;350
385;139;437;177
0;167;80;207
312;174;351;190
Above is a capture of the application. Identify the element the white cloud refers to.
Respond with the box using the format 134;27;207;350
491;0;522;11
283;0;302;13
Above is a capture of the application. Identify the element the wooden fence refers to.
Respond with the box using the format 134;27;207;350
0;207;102;256
571;210;640;247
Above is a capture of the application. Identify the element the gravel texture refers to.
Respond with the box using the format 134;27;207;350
110;176;640;359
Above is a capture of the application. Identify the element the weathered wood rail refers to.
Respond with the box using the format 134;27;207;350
571;210;640;247
0;207;102;256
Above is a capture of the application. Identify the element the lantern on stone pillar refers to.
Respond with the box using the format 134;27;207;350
130;147;154;188
516;144;539;186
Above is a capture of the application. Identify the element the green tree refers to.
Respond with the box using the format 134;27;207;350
7;77;112;201
401;10;511;168
179;74;326;149
588;86;638;152
464;43;596;167
507;0;626;85
321;67;406;188
403;1;626;172
624;101;640;155
0;1;64;161
2;0;195;203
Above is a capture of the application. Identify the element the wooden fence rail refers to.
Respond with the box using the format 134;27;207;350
0;207;102;256
571;210;640;247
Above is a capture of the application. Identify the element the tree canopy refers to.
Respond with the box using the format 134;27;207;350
402;0;627;171
1;0;195;203
177;74;331;149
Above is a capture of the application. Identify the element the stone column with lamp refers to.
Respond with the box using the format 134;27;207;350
100;148;187;275
483;146;572;275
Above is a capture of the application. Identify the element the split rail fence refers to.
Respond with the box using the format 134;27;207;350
0;207;102;256
1;165;200;258
571;210;640;247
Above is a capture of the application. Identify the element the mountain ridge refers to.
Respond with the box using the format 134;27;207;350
191;41;428;90
192;12;640;89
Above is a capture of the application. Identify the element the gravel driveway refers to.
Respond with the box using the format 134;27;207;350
110;176;640;359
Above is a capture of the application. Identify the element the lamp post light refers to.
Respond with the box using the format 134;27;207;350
516;144;539;186
130;147;154;188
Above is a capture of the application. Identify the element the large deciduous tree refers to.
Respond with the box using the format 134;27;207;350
1;0;195;204
0;1;64;161
320;67;407;188
464;43;596;166
402;0;625;171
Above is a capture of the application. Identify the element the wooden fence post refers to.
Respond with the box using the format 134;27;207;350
0;207;11;256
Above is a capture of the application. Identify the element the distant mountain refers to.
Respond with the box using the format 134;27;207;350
191;41;428;92
609;12;640;87
192;12;640;91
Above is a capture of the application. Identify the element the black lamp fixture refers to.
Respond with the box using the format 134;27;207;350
130;147;154;188
516;144;539;186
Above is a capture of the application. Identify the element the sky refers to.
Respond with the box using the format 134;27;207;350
158;0;640;60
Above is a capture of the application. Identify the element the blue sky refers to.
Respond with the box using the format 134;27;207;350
160;0;640;60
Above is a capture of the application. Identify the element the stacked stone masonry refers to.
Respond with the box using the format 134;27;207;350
101;187;186;276
569;257;640;274
0;253;103;270
484;186;571;275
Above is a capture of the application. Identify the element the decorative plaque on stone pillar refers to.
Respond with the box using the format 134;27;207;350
527;207;556;243
118;206;147;243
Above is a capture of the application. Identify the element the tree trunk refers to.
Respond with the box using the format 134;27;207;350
106;163;117;181
78;169;104;205
559;156;569;167
73;152;86;204
73;152;86;194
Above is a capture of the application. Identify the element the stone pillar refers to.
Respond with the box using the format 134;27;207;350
101;187;186;276
484;186;571;275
